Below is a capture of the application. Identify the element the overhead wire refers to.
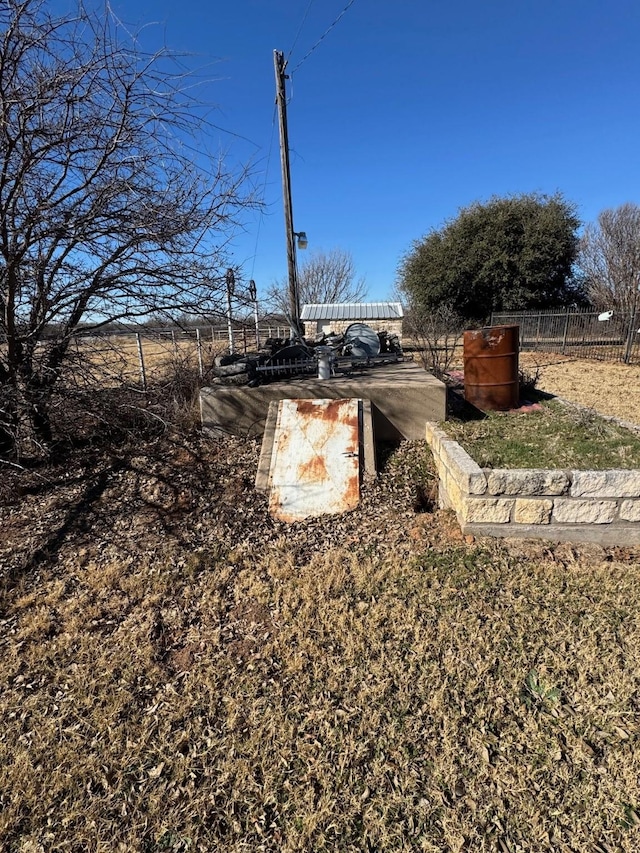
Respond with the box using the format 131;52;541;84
249;102;278;281
291;0;357;74
287;0;316;62
248;0;315;282
252;0;357;288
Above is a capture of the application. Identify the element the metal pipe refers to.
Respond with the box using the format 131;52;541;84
316;346;333;380
226;268;235;355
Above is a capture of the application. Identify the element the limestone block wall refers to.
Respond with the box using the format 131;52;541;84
310;319;404;339
425;422;640;544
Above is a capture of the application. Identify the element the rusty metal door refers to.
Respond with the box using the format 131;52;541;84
268;398;361;523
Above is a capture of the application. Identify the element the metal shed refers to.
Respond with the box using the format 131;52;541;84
300;302;404;338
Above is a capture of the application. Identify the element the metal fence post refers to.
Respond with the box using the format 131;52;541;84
136;332;147;391
561;307;570;354
624;308;637;364
196;327;204;378
226;268;235;355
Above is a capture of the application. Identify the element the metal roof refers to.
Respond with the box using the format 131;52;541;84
300;302;404;321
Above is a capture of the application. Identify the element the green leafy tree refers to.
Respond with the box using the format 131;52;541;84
398;193;582;322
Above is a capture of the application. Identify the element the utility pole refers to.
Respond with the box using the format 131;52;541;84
273;49;302;340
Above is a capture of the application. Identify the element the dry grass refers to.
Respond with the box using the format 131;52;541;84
71;335;230;389
438;346;640;428
2;436;640;852
518;354;640;427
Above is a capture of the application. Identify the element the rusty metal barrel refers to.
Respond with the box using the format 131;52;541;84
463;325;520;411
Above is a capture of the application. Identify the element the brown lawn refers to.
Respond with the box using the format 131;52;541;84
1;357;640;851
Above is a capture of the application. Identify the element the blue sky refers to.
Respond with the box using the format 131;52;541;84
63;0;640;301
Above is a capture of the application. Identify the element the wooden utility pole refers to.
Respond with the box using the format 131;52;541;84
273;49;302;339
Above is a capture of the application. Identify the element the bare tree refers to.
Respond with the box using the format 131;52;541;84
266;249;367;316
0;0;255;458
404;303;465;379
578;203;640;314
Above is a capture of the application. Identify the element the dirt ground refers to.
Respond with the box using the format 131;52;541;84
518;353;640;426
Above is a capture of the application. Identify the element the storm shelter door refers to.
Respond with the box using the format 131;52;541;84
268;398;361;522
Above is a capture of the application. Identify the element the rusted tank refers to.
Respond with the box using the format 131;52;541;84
463;325;520;411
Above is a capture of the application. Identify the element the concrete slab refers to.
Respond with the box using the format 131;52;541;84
201;360;446;442
255;401;280;494
360;399;377;479
462;521;640;545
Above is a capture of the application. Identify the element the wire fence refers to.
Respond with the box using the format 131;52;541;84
69;324;291;391
490;308;640;365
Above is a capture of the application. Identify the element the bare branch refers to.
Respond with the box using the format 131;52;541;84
0;0;257;458
578;203;640;315
265;248;367;315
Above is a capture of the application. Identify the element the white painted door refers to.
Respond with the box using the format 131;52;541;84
268;398;361;522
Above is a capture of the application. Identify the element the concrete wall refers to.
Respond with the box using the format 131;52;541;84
201;362;446;443
425;421;640;544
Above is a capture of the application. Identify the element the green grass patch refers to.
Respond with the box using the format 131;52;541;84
445;399;640;469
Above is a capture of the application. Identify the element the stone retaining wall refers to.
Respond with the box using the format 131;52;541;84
308;319;404;339
425;422;640;544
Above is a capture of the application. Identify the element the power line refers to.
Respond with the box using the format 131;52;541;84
249;103;278;281
287;0;316;61
291;0;357;74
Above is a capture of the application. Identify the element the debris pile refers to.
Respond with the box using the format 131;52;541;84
208;323;403;387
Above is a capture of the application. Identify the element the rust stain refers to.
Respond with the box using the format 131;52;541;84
298;454;328;482
268;397;361;522
343;469;360;505
292;398;348;423
293;399;321;417
323;399;347;423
